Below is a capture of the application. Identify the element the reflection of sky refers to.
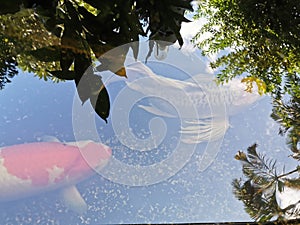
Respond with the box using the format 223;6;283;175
0;63;298;224
0;74;77;146
0;13;298;223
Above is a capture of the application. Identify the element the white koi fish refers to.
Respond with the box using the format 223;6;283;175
0;137;111;214
124;62;262;144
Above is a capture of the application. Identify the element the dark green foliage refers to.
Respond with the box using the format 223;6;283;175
29;46;61;62
0;36;18;89
76;71;110;122
90;83;110;123
0;0;193;122
233;144;282;221
193;0;300;98
271;98;300;157
232;179;279;222
193;0;300;167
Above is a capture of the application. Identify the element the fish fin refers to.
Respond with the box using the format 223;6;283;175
61;185;88;215
36;135;61;143
180;118;228;171
180;117;229;144
65;140;93;148
138;104;177;118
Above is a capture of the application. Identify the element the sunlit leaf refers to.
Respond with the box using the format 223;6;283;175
234;151;247;161
0;0;191;122
115;67;127;78
241;77;267;95
74;0;99;16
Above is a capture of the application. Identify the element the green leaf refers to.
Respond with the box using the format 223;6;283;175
65;1;82;32
90;84;110;123
74;53;91;81
60;49;74;71
172;11;192;23
60;27;77;72
75;71;110;122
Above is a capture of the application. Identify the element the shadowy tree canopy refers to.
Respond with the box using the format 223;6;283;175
0;0;193;122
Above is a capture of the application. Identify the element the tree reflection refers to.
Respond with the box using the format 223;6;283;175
0;34;18;89
1;2;300;224
234;88;299;221
234;77;300;223
234;143;300;222
193;1;300;221
194;4;300;217
0;0;193;122
193;0;300;99
271;97;300;157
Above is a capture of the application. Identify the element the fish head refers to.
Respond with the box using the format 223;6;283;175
70;140;112;173
0;141;112;202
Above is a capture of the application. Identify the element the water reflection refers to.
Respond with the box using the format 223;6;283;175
233;144;300;221
0;1;299;224
0;45;296;225
0;58;273;224
234;97;300;222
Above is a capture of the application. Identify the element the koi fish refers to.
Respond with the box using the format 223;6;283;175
125;62;262;144
0;137;111;214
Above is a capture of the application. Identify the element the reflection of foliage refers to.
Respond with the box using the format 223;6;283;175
193;0;300;98
0;8;61;81
193;0;300;169
234;144;300;222
0;0;193;122
0;35;18;89
271;97;300;158
233;144;282;222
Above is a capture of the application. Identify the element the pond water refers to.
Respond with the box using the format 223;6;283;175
0;41;297;224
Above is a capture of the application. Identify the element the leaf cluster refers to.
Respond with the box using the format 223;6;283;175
0;36;18;89
194;0;300;169
193;0;300;98
0;8;61;82
0;0;193;122
233;144;300;221
271;97;300;157
233;144;283;221
235;144;278;186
